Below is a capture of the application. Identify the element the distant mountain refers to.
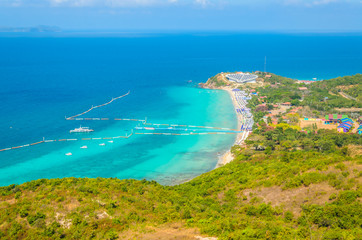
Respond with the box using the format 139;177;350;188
0;25;61;33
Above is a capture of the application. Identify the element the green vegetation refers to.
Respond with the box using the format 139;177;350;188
253;73;362;114
1;126;361;239
313;74;362;102
0;73;361;239
250;122;361;152
206;74;227;87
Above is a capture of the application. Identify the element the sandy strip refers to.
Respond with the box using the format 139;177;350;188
215;87;247;168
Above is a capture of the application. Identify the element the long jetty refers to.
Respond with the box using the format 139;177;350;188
0;132;133;152
65;91;130;120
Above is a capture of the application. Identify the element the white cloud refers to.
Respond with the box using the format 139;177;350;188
47;0;169;7
310;0;337;5
195;0;208;6
45;0;212;7
105;0;157;7
49;0;95;7
281;0;359;6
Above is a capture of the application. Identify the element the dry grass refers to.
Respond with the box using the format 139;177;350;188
242;160;362;216
242;183;338;216
335;107;362;112
120;223;206;240
299;119;337;130
270;106;289;116
348;145;362;157
336;85;358;90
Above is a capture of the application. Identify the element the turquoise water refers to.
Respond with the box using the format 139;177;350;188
0;32;361;186
0;85;236;186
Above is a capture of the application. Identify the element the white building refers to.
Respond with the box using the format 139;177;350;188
226;72;258;83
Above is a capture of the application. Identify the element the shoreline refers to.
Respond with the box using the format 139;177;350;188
214;87;249;168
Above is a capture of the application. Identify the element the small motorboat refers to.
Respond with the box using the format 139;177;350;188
99;143;105;146
80;146;88;149
65;152;72;156
108;141;113;143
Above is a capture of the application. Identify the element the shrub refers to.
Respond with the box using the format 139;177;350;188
336;190;361;204
284;211;294;222
27;212;46;225
107;229;118;240
329;193;337;200
8;222;23;237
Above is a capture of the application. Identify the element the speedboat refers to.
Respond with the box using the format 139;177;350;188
65;152;72;156
108;141;113;143
99;143;105;146
80;146;88;149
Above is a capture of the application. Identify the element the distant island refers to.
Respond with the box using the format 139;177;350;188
0;25;61;33
0;72;361;240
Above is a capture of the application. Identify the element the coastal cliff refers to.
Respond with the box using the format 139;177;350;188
199;73;229;89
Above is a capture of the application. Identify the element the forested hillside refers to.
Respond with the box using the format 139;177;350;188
254;73;362;112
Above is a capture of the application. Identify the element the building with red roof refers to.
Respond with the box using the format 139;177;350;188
281;102;292;107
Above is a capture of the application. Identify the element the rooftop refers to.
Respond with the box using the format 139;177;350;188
226;72;258;83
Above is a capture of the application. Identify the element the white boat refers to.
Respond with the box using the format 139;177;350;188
80;146;88;149
65;152;72;156
108;140;113;143
99;143;105;146
70;126;94;133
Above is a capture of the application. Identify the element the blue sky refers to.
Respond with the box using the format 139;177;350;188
0;0;361;31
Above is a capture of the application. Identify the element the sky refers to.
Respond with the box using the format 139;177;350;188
0;0;362;31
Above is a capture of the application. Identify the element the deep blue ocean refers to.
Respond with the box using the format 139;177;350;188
0;32;361;186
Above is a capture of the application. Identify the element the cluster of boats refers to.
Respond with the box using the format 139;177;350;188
66;126;113;156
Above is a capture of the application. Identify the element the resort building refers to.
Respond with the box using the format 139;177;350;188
297;80;313;84
281;102;292;107
324;114;348;124
337;123;353;133
226;72;258;83
337;117;354;133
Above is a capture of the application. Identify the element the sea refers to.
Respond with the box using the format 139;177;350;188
0;32;361;186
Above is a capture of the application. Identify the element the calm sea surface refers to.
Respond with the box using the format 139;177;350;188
0;32;361;186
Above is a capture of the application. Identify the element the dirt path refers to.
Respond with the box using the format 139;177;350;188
339;92;357;101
